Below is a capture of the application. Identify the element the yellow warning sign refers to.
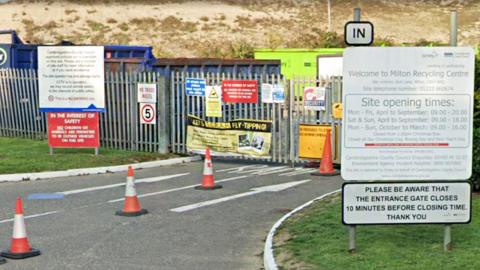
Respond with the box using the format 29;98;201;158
206;85;222;117
209;88;219;99
298;124;339;160
333;103;343;119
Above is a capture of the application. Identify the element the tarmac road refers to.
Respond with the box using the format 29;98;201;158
0;161;342;270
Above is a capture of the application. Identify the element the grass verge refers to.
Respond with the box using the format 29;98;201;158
0;137;179;174
275;193;480;270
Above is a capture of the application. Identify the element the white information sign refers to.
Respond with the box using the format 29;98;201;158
342;47;475;180
137;83;157;103
38;46;105;112
303;87;326;111
343;182;471;225
140;103;156;125
261;83;285;103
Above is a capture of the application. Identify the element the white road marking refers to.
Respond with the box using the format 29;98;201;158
229;165;269;174
171;179;312;213
59;173;190;195
0;211;60;224
215;165;259;173
280;168;317;176
108;175;249;203
255;167;292;175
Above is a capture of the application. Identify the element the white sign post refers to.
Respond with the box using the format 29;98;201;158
137;83;157;103
342;46;475;253
342;47;475;181
140;103;156;125
38;46;105;112
343;182;471;225
344;21;374;46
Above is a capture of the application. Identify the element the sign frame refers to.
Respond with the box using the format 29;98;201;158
342;181;472;226
344;21;374;46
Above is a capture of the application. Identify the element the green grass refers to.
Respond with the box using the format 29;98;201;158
275;194;480;270
0;137;179;174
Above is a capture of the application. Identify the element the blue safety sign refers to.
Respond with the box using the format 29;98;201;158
185;78;206;96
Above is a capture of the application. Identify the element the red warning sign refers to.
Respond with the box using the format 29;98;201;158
222;80;258;103
48;112;100;148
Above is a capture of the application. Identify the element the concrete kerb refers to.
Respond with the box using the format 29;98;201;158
263;189;341;270
0;156;201;183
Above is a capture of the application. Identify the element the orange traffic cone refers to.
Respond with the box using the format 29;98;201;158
195;147;222;190
311;129;340;176
1;198;41;259
116;166;148;217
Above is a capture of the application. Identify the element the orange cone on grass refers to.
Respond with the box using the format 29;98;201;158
311;129;340;176
195;147;222;190
116;166;148;217
1;197;41;259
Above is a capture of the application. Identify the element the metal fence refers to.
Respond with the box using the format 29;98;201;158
0;68;169;153
170;72;343;164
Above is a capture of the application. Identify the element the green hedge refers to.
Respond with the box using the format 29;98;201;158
471;54;479;190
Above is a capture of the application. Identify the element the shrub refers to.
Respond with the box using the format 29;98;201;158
471;128;480;191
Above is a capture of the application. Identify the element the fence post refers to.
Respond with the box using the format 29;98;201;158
157;75;170;154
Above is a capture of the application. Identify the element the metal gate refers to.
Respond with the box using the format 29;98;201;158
170;72;343;164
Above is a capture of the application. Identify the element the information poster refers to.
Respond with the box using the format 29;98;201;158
38;46;105;112
261;83;286;103
342;47;475;180
186;115;271;157
206;85;222;117
303;87;326;111
343;182;471;224
222;80;258;103
48;112;99;148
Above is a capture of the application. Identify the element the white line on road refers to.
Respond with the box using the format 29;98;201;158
215;165;259;173
229;165;270;174
280;168;317;176
171;179;311;213
0;211;60;224
59;173;190;195
255;167;292;175
108;175;249;203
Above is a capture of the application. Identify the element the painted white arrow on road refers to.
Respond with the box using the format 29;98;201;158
170;179;311;213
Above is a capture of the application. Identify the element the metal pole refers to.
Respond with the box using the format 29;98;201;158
95;147;99;156
289;79;295;168
444;225;452;251
348;225;356;253
327;0;332;32
49;147;53;155
354;8;361;21
450;11;458;46
444;11;456;252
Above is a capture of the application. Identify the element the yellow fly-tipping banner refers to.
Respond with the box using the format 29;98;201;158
187;115;272;157
299;124;339;160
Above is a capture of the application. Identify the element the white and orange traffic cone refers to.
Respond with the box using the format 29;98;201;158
1;197;41;259
116;166;148;217
195;147;222;190
311;129;340;176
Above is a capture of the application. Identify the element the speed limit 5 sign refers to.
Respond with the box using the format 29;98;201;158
140;103;156;125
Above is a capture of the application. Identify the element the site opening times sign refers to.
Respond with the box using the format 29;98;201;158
343;182;471;225
342;47;475;181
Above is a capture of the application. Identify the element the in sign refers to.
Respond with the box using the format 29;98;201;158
344;21;374;46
